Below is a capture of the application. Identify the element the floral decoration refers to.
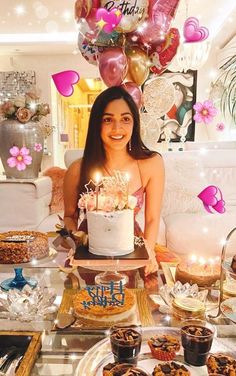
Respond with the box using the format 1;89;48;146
34;143;43;152
7;146;32;171
0;88;50;124
78;172;137;212
216;122;225;132
193;100;217;124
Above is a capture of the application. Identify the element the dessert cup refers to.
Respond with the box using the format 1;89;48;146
110;324;142;365
181;319;215;366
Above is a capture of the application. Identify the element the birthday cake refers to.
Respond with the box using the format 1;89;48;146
175;261;220;287
78;171;137;256
0;231;49;264
73;285;136;324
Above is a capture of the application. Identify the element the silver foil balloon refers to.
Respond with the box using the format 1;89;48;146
101;0;148;33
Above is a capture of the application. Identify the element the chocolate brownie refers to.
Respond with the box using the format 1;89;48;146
103;362;149;375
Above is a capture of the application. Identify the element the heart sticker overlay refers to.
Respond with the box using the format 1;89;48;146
198;185;226;214
52;70;80;97
184;17;209;43
96;7;122;33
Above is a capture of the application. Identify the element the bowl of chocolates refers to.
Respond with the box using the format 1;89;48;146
181;319;215;367
110;325;142;365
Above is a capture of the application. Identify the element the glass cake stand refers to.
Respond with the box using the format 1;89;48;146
0;267;37;291
0;248;58;291
94;269;129;287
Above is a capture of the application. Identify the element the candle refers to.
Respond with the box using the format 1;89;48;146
125;173;130;208
95;172;101;211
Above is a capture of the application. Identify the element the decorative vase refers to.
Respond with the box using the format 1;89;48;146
0;119;44;179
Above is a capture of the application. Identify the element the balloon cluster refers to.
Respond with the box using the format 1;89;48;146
75;0;181;107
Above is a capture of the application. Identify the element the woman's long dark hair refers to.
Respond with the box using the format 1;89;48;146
79;86;156;194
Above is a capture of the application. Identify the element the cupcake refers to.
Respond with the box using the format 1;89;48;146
152;361;190;376
103;362;150;376
207;353;236;375
148;335;180;361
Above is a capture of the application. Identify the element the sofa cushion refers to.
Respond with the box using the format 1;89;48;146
0;177;52;231
164;209;236;259
162;154;207;217
43;167;66;214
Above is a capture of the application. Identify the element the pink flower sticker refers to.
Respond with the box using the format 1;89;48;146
7;146;32;171
34;143;43;152
216;122;225;131
193;100;217;124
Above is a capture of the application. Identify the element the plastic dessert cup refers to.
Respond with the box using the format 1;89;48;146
110;324;142;365
181;319;215;367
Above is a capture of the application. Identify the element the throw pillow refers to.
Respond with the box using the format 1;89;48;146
43;166;66;214
162;154;207;217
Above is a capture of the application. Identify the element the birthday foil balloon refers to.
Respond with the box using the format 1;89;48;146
78;35;100;65
100;0;148;33
126;47;150;86
98;47;128;87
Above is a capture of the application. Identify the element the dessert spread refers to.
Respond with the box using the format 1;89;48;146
207;353;236;375
148;335;180;361
152;361;190;376
110;327;142;364
0;231;49;264
175;261;220;287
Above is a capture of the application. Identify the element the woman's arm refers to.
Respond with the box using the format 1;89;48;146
144;154;165;251
63;159;81;232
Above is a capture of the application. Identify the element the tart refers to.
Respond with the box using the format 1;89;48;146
207;353;236;375
152;361;190;376
103;362;150;376
148;335;180;361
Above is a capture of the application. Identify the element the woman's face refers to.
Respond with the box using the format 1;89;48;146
101;98;134;152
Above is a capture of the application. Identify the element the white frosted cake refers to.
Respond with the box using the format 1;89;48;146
87;209;134;256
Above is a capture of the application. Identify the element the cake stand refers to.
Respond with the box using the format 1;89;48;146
0;248;58;291
69;239;153;287
208;226;236;319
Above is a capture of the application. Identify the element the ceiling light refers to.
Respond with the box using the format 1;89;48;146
14;5;26;15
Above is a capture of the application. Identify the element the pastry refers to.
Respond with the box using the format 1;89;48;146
207;353;236;375
152;361;190;375
148;335;180;361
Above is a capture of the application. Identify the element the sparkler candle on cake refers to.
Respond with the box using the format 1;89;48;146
175;255;221;287
78;171;137;256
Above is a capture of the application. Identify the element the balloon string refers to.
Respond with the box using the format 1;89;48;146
185;0;189;19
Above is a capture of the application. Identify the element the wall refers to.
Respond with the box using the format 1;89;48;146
0;53;99;170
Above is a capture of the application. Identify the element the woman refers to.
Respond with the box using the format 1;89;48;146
63;86;164;276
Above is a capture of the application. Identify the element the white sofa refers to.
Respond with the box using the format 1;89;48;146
1;143;236;259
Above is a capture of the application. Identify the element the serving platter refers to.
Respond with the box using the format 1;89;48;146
221;297;236;324
75;327;236;376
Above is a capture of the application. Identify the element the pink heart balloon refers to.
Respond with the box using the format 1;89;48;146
212;199;226;214
52;70;80;97
96;7;122;33
184;17;209;43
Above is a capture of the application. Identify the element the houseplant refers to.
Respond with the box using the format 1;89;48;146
216;55;236;126
0;89;50;179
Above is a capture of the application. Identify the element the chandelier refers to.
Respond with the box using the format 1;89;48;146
169;40;211;72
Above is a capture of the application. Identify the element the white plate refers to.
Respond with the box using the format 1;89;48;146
76;327;213;376
221;297;236;324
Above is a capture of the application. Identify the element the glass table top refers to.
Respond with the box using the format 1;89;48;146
0;256;236;375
